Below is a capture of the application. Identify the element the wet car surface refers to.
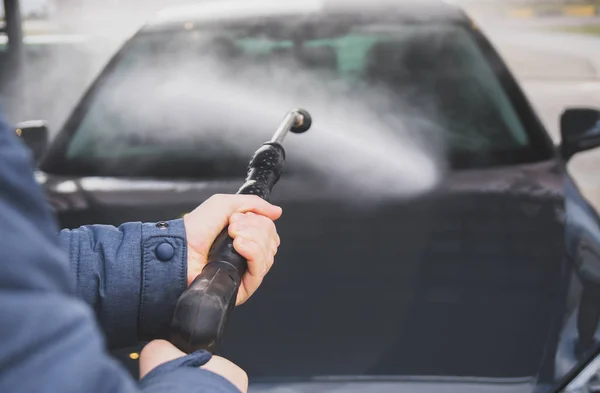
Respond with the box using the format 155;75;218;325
30;1;600;392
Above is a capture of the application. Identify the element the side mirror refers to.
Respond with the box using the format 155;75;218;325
560;108;600;162
15;120;49;163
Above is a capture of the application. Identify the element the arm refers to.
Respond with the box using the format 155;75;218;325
59;221;188;349
0;119;239;393
59;196;282;350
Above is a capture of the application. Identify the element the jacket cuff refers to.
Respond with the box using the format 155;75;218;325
140;350;240;393
138;219;188;342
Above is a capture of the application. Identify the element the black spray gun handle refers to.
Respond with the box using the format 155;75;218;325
169;109;312;354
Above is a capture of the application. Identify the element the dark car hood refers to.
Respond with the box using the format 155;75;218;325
41;160;568;388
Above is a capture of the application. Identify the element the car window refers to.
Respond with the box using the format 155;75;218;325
51;21;551;178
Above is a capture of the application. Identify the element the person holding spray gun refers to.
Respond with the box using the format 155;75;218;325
0;107;310;393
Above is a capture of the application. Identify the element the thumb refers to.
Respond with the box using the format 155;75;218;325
139;340;186;379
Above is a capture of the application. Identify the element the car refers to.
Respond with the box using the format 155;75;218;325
15;0;600;392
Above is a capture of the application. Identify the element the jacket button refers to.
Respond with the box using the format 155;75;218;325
156;242;175;261
156;221;169;229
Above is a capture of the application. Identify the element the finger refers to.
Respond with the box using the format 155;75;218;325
233;235;274;306
246;212;279;270
232;237;268;277
268;237;278;270
273;230;281;247
229;213;276;254
241;211;281;250
198;195;280;240
270;230;281;258
230;211;277;230
139;340;186;379
237;268;264;306
185;195;282;258
230;213;278;277
210;194;282;221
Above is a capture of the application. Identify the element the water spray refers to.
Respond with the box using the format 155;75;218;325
170;109;312;354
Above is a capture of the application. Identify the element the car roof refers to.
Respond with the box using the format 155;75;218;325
145;0;468;32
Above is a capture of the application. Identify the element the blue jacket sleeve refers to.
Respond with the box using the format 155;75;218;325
0;116;239;393
59;219;188;348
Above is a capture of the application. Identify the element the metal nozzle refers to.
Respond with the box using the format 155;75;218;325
270;109;312;145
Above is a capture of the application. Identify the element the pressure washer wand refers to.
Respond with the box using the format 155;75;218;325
170;109;312;354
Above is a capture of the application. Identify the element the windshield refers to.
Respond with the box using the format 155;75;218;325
48;19;552;178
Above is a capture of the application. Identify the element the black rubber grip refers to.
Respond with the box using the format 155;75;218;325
170;143;285;354
237;142;286;199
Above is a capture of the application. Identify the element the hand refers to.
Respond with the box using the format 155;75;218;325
184;194;282;305
139;340;248;393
